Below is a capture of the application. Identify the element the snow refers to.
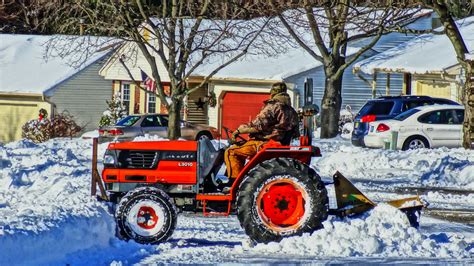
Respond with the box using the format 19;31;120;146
0;34;113;94
250;204;470;258
0;136;473;264
81;130;99;139
196;48;323;81
313;139;474;189
354;16;474;74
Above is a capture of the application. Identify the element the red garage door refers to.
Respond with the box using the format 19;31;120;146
221;92;270;138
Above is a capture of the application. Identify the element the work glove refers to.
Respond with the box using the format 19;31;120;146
231;129;240;143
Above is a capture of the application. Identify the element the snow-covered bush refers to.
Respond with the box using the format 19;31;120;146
99;94;126;127
22;112;82;143
339;105;354;135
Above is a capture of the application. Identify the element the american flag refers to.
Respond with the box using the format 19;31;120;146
140;69;156;92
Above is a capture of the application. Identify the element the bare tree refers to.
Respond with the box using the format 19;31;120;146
48;0;270;140
272;1;421;138
420;0;474;149
0;0;83;34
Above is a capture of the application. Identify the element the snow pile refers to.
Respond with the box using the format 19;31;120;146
248;204;471;258
133;134;171;141
313;139;474;189
0;136;473;264
0;138;115;265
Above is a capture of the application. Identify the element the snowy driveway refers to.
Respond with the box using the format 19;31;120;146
0;137;473;264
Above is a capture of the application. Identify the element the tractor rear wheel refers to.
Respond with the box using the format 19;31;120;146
115;186;177;244
237;158;328;243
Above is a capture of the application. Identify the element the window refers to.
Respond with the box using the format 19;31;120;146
360;101;394;116
401;100;431;112
159;116;169;127
141;115;160;127
116;116;140;126
148;93;156;113
418;110;457;124
121;83;130;114
393;108;420;121
455;110;464;125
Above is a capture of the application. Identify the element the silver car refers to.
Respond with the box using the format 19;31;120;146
99;114;219;142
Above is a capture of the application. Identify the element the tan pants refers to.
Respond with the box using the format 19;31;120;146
224;140;266;179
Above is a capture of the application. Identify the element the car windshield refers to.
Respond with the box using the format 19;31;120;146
393;108;420;121
116;116;140;126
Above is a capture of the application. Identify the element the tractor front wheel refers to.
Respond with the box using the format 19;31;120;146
115;186;177;244
237;158;328;243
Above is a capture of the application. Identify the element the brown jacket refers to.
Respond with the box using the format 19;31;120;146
247;92;299;144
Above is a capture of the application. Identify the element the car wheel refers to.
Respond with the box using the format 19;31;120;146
196;131;213;140
403;136;429;150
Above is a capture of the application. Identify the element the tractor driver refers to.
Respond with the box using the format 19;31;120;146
224;82;300;183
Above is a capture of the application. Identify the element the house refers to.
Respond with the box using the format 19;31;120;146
99;11;436;135
285;11;436;112
0;34;114;143
353;16;474;103
98;41;309;134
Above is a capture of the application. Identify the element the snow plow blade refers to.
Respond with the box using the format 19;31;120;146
329;171;425;227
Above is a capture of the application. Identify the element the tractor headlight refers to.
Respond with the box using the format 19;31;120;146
103;150;117;167
104;154;115;165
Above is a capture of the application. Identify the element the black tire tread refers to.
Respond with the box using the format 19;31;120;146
236;157;329;243
115;186;177;244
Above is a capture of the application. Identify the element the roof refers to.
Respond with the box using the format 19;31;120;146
414;104;464;111
354;16;474;75
0;34;114;95
195;47;332;81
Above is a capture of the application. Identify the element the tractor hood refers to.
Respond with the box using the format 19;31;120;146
107;140;198;151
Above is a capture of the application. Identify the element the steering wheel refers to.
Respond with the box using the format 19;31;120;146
222;126;248;146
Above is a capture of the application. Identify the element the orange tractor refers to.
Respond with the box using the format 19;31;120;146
96;105;425;244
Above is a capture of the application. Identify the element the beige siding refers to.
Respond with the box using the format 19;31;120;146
412;73;461;103
0;97;51;143
99;41;170;82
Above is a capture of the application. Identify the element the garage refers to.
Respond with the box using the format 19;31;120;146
220;92;270;137
0;97;50;143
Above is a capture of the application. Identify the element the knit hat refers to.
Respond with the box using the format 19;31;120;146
270;82;287;97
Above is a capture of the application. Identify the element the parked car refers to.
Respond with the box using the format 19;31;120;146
99;114;219;142
364;105;465;150
351;96;459;147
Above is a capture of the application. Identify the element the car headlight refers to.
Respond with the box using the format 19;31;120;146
104;154;116;165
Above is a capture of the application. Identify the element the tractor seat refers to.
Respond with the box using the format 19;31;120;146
198;137;226;179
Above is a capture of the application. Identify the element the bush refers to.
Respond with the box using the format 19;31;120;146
99;94;126;127
22;112;82;143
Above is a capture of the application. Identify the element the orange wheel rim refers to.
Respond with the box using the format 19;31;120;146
256;178;308;233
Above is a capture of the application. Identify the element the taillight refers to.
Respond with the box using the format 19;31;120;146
361;115;376;123
108;129;124;135
376;123;390;132
98;129;105;135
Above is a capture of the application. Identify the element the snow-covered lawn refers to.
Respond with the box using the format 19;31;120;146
0;137;473;264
